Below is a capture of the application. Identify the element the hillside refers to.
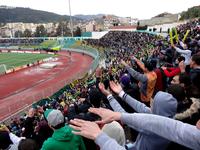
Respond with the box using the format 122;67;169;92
181;5;200;20
0;6;81;23
74;14;105;21
139;13;179;26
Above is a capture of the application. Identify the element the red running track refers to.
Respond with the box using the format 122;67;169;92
0;51;93;121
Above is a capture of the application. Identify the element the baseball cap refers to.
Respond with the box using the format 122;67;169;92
44;109;64;127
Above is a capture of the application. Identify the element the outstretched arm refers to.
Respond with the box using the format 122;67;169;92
121;113;200;150
121;60;147;82
109;81;151;113
99;83;126;113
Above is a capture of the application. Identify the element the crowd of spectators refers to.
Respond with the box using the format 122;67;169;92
85;31;157;53
0;38;44;47
1;18;200;150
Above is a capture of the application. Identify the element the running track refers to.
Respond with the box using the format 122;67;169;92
0;51;93;121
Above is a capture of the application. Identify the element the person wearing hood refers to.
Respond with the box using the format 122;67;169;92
41;109;86;150
98;81;177;150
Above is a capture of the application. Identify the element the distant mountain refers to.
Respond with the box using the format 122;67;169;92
153;12;173;18
0;6;81;23
74;14;105;21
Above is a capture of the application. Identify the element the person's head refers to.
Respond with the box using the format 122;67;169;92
167;84;186;102
176;56;185;64
143;60;154;72
179;73;191;87
190;54;200;68
44;109;65;129
102;121;125;146
120;73;131;87
88;88;102;108
18;139;39;150
151;91;177;118
0;131;12;149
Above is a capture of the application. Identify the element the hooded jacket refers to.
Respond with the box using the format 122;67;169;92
107;91;177;150
41;125;86;150
95;113;200;150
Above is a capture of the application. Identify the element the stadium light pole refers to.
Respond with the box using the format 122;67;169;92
68;0;74;37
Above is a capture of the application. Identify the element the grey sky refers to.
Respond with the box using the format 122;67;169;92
1;0;200;19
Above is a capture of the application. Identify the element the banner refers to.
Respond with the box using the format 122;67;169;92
183;30;190;42
169;29;173;46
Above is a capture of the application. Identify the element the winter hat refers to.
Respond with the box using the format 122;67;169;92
120;74;131;87
102;121;126;146
44;109;64;127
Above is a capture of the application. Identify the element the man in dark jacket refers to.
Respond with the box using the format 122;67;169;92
190;54;200;97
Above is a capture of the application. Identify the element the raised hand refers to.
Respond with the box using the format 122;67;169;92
70;119;102;140
98;83;111;96
89;107;121;124
121;60;128;67
109;81;123;95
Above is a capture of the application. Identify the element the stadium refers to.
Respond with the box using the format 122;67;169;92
0;1;200;150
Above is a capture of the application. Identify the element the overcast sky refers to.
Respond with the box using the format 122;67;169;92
1;0;200;19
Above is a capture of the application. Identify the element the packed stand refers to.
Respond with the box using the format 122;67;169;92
0;38;44;47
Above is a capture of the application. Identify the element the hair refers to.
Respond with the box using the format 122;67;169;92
167;84;186;102
18;139;39;150
192;54;200;65
88;88;102;108
0;131;13;149
179;73;191;86
177;56;185;62
143;60;154;71
52;121;65;129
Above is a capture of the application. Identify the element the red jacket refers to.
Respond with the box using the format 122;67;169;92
163;67;181;77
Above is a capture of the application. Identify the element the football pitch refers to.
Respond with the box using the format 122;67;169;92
0;53;53;74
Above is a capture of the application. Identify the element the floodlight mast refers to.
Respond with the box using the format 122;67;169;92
68;0;74;37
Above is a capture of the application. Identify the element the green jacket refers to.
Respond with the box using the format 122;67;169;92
41;125;86;150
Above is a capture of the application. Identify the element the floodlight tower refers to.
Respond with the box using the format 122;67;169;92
68;0;74;37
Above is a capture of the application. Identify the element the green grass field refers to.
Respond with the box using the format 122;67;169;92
0;53;53;73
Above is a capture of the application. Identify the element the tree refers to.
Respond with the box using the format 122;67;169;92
23;29;32;37
74;27;81;37
34;25;47;37
180;6;200;20
56;21;71;37
14;30;23;38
